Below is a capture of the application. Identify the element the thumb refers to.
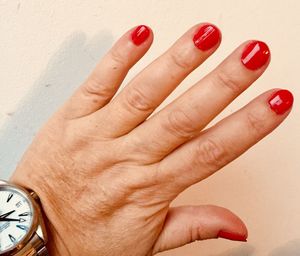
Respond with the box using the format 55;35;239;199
152;205;248;254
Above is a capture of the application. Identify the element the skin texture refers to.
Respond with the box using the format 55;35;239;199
10;23;292;255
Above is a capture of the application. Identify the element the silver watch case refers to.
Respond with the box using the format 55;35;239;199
0;180;48;256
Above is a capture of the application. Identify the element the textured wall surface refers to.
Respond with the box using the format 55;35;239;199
0;0;300;255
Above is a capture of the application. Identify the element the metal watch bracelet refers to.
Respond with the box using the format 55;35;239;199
15;232;48;256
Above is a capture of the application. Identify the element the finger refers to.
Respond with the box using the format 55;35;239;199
61;25;153;119
99;23;222;136
158;89;293;190
152;205;247;254
128;40;271;163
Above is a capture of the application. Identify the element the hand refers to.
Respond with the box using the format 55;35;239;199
0;218;21;222
0;210;15;219
10;23;293;255
0;210;19;223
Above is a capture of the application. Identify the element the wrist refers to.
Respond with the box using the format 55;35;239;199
10;158;70;256
0;180;48;255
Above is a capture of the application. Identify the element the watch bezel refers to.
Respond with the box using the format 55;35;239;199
0;182;40;256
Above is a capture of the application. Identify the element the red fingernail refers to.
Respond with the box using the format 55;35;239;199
193;24;221;51
131;25;150;46
241;41;270;70
268;89;294;115
217;230;247;242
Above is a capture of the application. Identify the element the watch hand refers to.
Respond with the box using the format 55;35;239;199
0;217;21;222
0;210;16;218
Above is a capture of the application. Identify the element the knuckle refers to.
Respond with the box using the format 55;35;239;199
82;78;114;102
124;87;155;113
214;69;241;94
246;111;266;135
168;50;192;71
163;110;196;139
195;138;228;170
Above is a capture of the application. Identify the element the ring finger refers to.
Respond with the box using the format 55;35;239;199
126;40;271;162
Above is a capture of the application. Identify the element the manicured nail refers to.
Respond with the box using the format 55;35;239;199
217;230;247;242
131;25;150;46
268;89;294;115
241;41;270;70
193;24;221;51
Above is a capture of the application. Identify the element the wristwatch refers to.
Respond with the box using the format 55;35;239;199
0;180;48;255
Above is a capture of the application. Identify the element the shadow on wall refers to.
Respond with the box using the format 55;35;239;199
211;244;255;256
269;240;300;256
0;31;113;179
209;239;300;256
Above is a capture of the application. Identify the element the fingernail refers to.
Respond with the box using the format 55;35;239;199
131;25;150;46
268;89;294;115
193;24;221;51
241;41;270;70
217;230;247;242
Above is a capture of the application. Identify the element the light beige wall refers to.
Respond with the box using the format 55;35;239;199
0;0;299;255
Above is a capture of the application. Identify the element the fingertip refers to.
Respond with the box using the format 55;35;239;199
204;205;248;241
111;25;153;57
216;208;248;242
251;88;294;120
192;22;222;53
241;40;271;71
268;89;294;115
130;24;153;46
109;25;154;66
217;230;248;242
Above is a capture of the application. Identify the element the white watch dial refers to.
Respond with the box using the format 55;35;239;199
0;186;34;253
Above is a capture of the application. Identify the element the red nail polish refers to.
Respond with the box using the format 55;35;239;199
131;25;150;46
193;24;221;51
217;230;247;242
268;89;294;115
241;41;270;70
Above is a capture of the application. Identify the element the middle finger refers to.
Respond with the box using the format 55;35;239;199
126;40;270;162
99;23;221;136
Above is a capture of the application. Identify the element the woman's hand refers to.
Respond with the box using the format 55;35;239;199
11;23;293;255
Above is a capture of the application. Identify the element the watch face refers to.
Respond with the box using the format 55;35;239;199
0;185;34;254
